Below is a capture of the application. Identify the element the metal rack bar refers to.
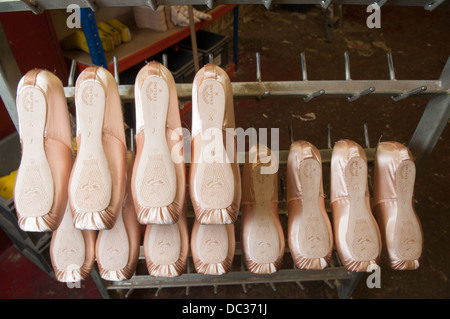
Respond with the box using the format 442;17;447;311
107;268;354;290
60;52;450;103
62;77;449;103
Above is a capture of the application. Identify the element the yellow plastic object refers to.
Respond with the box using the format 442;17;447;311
97;21;121;46
61;29;115;54
0;170;17;200
106;18;132;42
72;137;78;152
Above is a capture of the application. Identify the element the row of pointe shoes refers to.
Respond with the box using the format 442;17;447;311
13;63;423;284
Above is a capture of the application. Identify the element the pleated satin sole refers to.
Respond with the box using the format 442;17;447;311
50;204;93;282
15;86;54;231
193;79;235;224
96;209;130;281
144;223;186;277
289;159;331;269
192;222;234;275
134;76;177;223
70;80;112;230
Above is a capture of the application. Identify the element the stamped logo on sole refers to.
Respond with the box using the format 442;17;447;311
81;85;97;106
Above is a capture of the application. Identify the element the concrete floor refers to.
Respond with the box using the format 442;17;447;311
1;4;449;300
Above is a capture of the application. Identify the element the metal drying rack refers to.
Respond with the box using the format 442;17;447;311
0;0;449;299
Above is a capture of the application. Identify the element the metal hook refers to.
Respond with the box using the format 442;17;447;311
391;86;427;101
300;52;308;81
344;51;351;81
124;288;135;299
375;0;388;7
162;53;168;69
347;87;375;102
304;89;325;102
258;91;270;101
264;0;273;10
241;284;248;294
85;0;99;11
206;0;216;9
327;124;332;149
364;123;371;148
113;56;119;85
269;282;277;292
130;127;135;155
425;0;445;11
256;52;262;82
296;281;306;290
22;0;43;14
323;280;335;289
288;125;294;145
68;59;77;87
321;0;333;9
387;53;396;80
147;0;159;10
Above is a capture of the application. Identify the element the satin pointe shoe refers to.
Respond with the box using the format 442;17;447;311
14;69;73;232
132;61;186;224
241;144;284;274
143;206;189;277
189;63;241;225
191;218;235;275
50;202;96;282
287;141;333;270
374;142;423;270
331;140;382;272
69;66;127;230
96;151;141;281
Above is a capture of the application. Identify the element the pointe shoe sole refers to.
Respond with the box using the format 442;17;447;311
393;160;422;263
15;87;54;228
345;157;379;262
134;76;177;210
192;223;234;275
50;204;95;282
246;166;280;271
144;222;187;277
96;208;130;281
70;80;112;229
291;159;330;268
194;79;234;216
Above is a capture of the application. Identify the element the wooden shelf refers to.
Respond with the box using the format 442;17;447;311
62;5;236;74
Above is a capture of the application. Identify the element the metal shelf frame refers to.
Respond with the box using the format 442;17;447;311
0;1;449;299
